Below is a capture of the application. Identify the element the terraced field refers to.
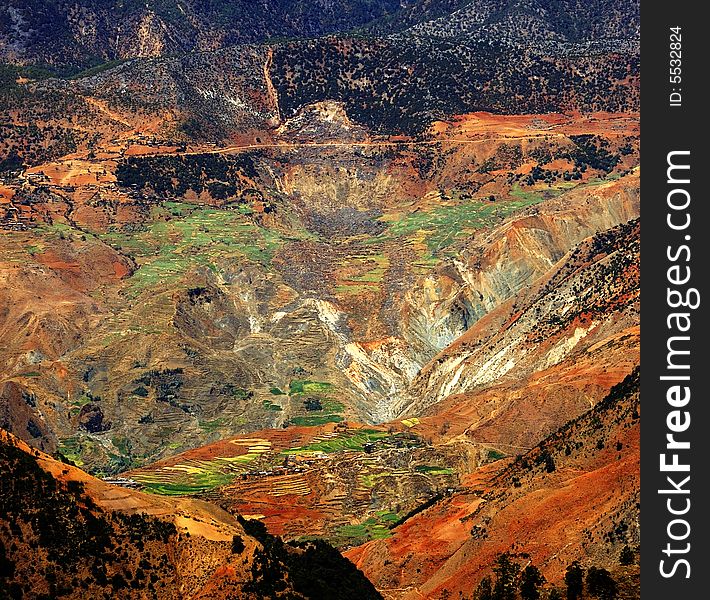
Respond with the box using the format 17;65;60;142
124;422;462;547
283;379;348;426
375;190;550;262
130;437;273;495
96;202;295;299
280;429;389;455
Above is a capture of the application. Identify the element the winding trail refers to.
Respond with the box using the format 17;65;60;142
263;47;282;123
161;131;568;158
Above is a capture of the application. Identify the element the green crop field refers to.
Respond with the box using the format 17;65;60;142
199;417;228;432
414;464;454;475
281;429;388;456
140;472;234;496
487;449;507;461
96;204;297;298
332;511;399;546
289;380;334;395
262;400;284;412
377;192;549;262
290;414;343;426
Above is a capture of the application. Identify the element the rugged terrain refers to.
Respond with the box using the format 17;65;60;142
1;1;640;598
0;110;639;473
347;368;640;599
114;219;638;561
0;429;382;599
1;0;638;72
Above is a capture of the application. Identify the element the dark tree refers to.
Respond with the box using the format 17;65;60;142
586;567;617;600
232;535;245;554
619;545;635;566
544;453;556;473
519;565;545;600
565;562;584;600
493;553;521;600
474;575;493;600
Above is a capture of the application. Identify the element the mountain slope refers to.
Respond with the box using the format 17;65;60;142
367;0;639;45
346;368;640;599
402;217;640;422
0;0;403;71
0;134;639;471
114;217;638;559
271;37;638;134
0;428;382;599
0;0;640;74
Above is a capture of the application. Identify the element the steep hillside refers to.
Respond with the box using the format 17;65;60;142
0;2;639;168
0;0;640;73
400;217;640;423
402;0;638;45
0;0;403;71
113;217;638;559
0;2;641;598
0;428;382;599
123;421;475;548
271;37;638;134
0;112;638;472
346;368;640;599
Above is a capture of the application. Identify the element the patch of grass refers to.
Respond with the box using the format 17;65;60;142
414;465;455;475
335;283;377;295
270;387;286;395
509;182;569;202
262;400;283;412
378;191;549;261
337;524;368;538
140;472;234;495
578;172;623;187
376;510;400;523
487;449;507;461
281;429;388;455
290;414;343;426
360;473;386;488
342;253;389;284
369;525;391;539
57;437;85;467
289;380;334;395
97;206;293;298
199;418;227;433
321;399;345;413
134;464;240;496
111;436;131;455
71;395;94;407
332;512;398;546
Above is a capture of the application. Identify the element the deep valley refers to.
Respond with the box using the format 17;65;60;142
0;2;640;598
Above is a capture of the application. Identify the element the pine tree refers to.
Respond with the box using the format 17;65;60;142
520;565;545;600
564;562;584;600
619;545;635;566
474;575;493;600
586;567;617;600
493;553;521;600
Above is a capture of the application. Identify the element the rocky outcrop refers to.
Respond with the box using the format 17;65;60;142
399;218;639;420
0;381;56;453
398;172;639;359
